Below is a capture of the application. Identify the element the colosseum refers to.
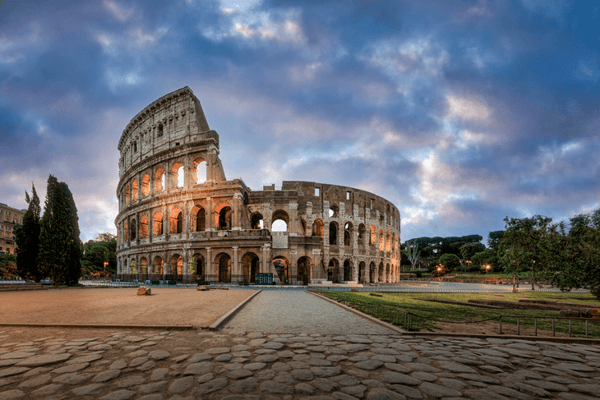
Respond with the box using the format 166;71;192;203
115;87;401;285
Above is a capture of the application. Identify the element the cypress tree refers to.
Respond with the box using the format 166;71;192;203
38;175;79;285
60;181;82;284
14;183;41;281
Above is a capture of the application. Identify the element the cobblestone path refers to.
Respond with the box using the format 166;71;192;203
224;291;396;335
1;326;600;399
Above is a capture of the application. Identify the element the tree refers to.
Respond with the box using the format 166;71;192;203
37;175;82;285
14;183;41;281
471;249;498;271
487;230;504;251
406;243;421;271
553;209;600;299
460;242;486;262
438;253;461;272
499;215;555;292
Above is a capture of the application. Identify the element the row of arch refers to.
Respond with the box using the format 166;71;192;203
120;157;208;209
119;251;399;284
120;203;399;254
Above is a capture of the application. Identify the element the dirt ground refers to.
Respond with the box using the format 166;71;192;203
0;288;256;328
422;320;583;338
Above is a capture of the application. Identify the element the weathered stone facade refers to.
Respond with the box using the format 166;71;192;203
115;87;401;284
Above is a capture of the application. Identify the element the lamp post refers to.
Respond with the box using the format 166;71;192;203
485;265;490;275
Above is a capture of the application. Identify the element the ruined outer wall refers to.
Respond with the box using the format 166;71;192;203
115;87;401;285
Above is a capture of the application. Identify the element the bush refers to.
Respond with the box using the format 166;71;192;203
438;254;461;272
415;271;423;278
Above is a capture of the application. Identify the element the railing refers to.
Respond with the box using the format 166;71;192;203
78;280;140;287
497;315;598;338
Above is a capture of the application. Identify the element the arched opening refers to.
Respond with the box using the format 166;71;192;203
190;253;204;279
130;259;136;274
153;212;163;236
139;215;148;238
358;224;366;245
124;221;128;241
171;162;184;188
386;263;391;282
218;206;232;230
271;210;289;232
329;221;338;245
328;259;339;283
312;219;324;237
329;205;338;218
379;230;385;251
130;218;136;241
242;252;260;283
378;262;385;283
191;206;206;232
132;180;138;201
170;254;183;276
370;226;376;245
154;168;165;192
251;213;264;229
358;261;366;283
344;222;353;246
141;174;150;196
125;186;130;206
216;253;231;283
343;260;352;281
192;157;207;184
139;257;148;275
370;262;377;283
272;256;289;284
297;256;312;285
170;208;183;233
153;256;164;275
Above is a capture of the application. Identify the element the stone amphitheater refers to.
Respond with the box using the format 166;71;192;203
115;87;401;285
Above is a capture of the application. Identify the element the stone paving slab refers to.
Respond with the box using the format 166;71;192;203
1;326;600;399
224;290;397;335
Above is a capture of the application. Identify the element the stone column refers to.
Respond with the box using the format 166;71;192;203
206;247;212;281
233;246;239;282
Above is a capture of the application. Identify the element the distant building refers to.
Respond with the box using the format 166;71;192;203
0;203;26;255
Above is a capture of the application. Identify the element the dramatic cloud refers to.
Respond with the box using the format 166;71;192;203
1;0;599;243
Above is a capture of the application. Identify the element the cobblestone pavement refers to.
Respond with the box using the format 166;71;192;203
1;327;600;400
224;291;396;335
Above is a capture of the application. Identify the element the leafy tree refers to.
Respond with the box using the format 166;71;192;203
81;237;117;275
0;254;17;278
553;209;600;299
37;175;82;285
471;249;498;271
460;242;486;262
438;253;461;272
14;183;41;281
499;215;555;292
487;230;504;251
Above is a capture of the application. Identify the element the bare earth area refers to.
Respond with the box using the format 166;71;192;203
0;288;256;328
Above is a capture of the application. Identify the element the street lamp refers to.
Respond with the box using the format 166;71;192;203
485;265;490;275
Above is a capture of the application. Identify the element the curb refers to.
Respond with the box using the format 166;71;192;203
209;289;262;331
405;331;600;345
308;291;406;335
0;323;194;330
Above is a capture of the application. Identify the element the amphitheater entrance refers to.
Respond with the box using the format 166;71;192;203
297;256;311;285
343;260;352;281
242;252;259;283
190;253;204;281
272;256;289;284
152;256;164;278
328;259;339;283
358;261;365;283
216;253;231;283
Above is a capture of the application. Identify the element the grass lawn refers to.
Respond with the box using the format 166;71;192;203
315;290;600;338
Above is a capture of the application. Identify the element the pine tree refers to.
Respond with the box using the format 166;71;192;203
14;183;41;281
38;175;81;285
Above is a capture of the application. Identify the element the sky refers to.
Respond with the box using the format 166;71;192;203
1;0;599;244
